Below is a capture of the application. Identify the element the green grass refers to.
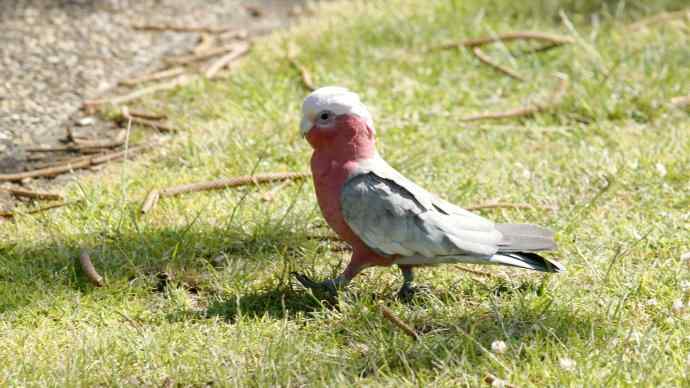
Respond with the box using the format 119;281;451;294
2;0;690;386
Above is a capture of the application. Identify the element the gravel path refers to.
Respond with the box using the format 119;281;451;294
0;0;308;174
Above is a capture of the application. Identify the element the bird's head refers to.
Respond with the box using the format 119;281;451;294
300;86;377;158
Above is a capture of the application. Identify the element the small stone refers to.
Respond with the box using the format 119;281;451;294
559;357;576;371
491;340;507;354
655;162;667;177
646;298;658;307
672;299;685;314
76;117;95;126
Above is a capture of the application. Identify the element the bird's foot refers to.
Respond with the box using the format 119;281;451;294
291;272;340;298
396;283;431;302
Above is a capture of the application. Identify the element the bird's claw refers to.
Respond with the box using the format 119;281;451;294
291;272;339;298
397;283;431;301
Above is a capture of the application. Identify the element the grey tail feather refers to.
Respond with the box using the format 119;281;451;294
490;252;565;273
495;223;557;252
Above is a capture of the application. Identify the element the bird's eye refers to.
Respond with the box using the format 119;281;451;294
316;110;334;125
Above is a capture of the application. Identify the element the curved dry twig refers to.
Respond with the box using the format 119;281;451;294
461;74;569;122
472;47;525;81
432;31;575;51
379;304;419;340
79;250;104;287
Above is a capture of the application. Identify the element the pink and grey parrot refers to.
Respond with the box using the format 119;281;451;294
293;86;564;298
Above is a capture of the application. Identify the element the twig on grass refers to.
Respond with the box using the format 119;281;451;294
140;189;160;214
125;110;167;121
165;44;241;65
460;74;569;122
205;42;252;79
626;8;690;31
131;23;235;33
1;187;63;201
139;172;310;214
465;202;558;211
193;33;214;55
431;31;575;51
0;200;82;219
288;57;316;91
118;67;186;87
670;95;690;108
0;141;159;182
83;75;195;110
379;304;419;340
117;109;178;132
472;47;525;81
79;250;104;287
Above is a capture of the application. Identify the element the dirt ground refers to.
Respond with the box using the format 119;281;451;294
0;0;311;212
0;0;309;172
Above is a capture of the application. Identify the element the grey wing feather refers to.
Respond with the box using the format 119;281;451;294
340;162;503;258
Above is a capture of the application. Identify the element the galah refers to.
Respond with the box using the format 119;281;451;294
293;86;564;298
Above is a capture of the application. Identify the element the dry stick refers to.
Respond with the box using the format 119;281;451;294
165;44;240;65
140;172;310;214
83;74;195;109
205;42;252;79
460;74;569;122
118;67;185;87
193;33;214;55
0;200;82;219
472;47;525;81
140;189;160;214
484;374;517;388
433;31;575;50
627;8;690;31
456;265;496;279
465;202;557;211
671;95;690;108
379;304;419;340
125;110;167;121
131;24;235;33
243;5;264;17
79;250;104;287
1;187;63;201
0;141;157;182
118;112;178;133
288;57;316;91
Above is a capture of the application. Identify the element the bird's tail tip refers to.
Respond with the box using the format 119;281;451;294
491;252;565;273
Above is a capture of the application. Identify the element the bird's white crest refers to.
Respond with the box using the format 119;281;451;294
300;86;374;135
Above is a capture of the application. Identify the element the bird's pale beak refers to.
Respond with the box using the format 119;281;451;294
300;116;312;136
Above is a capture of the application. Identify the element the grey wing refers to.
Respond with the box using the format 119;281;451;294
340;172;503;258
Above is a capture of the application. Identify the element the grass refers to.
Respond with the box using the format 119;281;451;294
1;0;690;385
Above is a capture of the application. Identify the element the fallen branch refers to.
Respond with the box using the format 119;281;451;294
131;23;234;33
460;74;568;122
465;202;557;211
205;42;252;79
456;265;497;279
484;374;517;388
379;304;419;340
1;187;64;201
79;250;104;287
193;33;214;55
670;95;690;108
432;31;574;51
288;57;316;91
83;75;195;109
0;200;82;219
0;141;158;182
126;110;167;121
118;67;186;87
118;110;178;132
472;47;525;81
140;189;160;214
140;172;310;213
165;44;240;65
626;8;690;31
243;5;264;17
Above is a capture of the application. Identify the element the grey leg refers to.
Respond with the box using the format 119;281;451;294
397;265;426;300
291;261;362;298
